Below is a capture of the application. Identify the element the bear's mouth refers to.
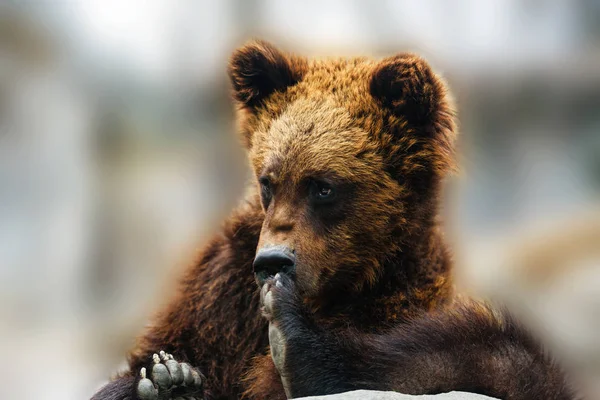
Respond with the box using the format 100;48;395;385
254;264;295;287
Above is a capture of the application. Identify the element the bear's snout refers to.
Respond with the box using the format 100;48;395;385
253;245;296;285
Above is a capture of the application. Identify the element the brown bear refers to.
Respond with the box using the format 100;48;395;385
91;40;576;400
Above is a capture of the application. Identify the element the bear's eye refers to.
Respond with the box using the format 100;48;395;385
309;180;336;204
259;176;272;207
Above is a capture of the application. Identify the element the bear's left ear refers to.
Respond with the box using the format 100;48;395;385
228;40;306;111
370;54;450;129
370;54;457;178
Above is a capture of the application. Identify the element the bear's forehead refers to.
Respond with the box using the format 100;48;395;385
290;58;381;110
249;97;377;182
302;57;375;90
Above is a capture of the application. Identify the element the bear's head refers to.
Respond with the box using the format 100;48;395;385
228;40;456;300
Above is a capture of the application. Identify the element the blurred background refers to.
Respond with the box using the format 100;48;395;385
0;1;598;399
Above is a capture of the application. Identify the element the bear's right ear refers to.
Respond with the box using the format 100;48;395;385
228;40;306;111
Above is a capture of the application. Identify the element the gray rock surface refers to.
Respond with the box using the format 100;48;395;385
298;390;498;400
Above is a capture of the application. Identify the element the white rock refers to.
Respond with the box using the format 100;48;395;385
298;390;498;400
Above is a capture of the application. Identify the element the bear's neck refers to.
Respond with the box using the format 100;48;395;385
315;221;454;332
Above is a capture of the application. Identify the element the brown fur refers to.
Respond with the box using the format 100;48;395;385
91;40;574;400
126;196;267;398
91;39;457;400
233;41;456;314
243;351;287;400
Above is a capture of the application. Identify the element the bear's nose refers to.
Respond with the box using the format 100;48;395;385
253;246;295;285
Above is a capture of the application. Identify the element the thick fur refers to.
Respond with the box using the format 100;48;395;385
262;273;576;400
91;41;575;400
91;376;136;400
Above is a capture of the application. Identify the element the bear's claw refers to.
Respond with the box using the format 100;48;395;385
136;351;204;400
260;272;292;321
